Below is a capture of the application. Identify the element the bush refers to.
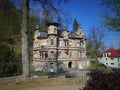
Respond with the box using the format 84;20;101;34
0;43;22;77
83;72;120;90
90;60;112;73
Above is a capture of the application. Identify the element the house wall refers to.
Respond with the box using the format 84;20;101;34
33;24;89;72
98;54;120;68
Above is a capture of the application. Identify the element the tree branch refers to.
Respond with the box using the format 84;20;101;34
6;0;22;14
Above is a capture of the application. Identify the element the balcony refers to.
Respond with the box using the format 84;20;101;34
63;36;68;40
40;45;48;52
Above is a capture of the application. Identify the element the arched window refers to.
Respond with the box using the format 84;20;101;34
68;62;72;68
54;28;57;34
50;51;54;59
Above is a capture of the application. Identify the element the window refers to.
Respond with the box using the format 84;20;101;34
40;52;44;58
64;41;68;47
111;58;114;60
58;40;61;46
69;52;72;57
103;53;106;57
54;28;57;33
50;51;54;59
58;52;61;58
79;51;82;58
69;41;72;47
64;41;66;46
111;63;114;65
50;39;54;45
34;41;38;46
41;45;45;49
77;42;80;47
80;42;83;47
106;58;107;60
118;63;120;66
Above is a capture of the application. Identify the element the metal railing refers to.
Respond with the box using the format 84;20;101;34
0;60;22;78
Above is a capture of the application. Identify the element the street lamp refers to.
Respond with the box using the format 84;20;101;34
82;50;84;84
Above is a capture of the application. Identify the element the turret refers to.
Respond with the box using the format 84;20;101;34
75;25;85;38
34;25;40;39
62;27;69;40
47;22;59;35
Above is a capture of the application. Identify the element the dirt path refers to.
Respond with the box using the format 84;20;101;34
20;85;83;90
0;76;85;90
0;85;84;90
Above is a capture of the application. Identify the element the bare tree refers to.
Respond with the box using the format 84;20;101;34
22;0;70;78
21;0;29;78
7;0;70;78
87;27;105;58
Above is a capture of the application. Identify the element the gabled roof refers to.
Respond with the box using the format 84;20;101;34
97;48;120;57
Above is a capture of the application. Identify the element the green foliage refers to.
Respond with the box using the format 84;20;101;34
0;0;21;43
89;50;97;59
73;18;79;31
0;43;22;77
89;60;112;73
102;0;120;31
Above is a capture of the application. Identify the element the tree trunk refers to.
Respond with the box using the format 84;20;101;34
21;0;29;78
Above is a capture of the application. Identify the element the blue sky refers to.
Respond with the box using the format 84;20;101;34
61;0;120;49
28;0;120;49
61;0;104;32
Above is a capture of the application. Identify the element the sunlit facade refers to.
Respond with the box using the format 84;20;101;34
33;23;90;72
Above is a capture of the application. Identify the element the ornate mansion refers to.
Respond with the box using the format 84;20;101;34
33;22;90;72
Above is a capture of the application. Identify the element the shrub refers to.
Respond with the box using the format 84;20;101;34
83;72;120;90
0;43;22;77
90;60;112;73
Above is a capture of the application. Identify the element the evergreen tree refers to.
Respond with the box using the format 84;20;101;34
73;18;79;31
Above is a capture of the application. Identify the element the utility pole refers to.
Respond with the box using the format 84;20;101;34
82;50;84;84
56;27;59;72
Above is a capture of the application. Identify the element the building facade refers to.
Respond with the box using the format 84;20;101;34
33;23;90;72
97;48;120;68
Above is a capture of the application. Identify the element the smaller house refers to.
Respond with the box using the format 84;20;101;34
97;48;120;69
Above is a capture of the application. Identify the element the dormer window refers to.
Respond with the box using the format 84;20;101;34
63;31;68;40
103;53;109;57
103;53;106;57
54;28;57;33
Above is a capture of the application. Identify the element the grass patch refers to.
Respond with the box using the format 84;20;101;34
89;60;112;73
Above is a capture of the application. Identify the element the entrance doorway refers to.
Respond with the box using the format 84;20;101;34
68;62;72;68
